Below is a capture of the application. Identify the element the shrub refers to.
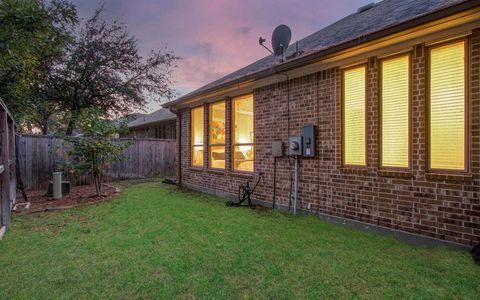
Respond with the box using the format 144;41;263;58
66;108;130;195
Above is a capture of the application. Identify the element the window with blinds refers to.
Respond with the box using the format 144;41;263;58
233;94;254;172
209;101;226;169
429;40;466;171
191;106;204;167
381;55;410;168
343;65;366;166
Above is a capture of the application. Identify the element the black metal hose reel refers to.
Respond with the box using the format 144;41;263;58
226;174;263;209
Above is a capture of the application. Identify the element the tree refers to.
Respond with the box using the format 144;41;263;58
66;107;130;196
51;7;178;135
0;0;77;129
1;3;177;135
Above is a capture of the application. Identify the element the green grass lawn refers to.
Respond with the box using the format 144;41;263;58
0;181;478;299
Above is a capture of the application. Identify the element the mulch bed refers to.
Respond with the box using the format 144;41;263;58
15;184;120;214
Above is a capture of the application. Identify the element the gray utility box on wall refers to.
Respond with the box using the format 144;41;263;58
302;125;316;157
272;140;283;157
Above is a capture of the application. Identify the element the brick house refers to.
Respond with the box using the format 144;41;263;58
124;108;176;139
164;0;480;248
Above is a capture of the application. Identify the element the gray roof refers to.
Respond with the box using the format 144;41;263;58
128;108;176;128
166;0;474;106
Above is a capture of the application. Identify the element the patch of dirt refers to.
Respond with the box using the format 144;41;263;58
16;184;120;214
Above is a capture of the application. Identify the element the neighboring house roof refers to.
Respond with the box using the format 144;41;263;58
125;113;148;123
128;108;176;129
164;0;475;107
111;113;147;127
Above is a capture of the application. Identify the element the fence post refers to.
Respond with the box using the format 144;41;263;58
9;122;16;207
0;111;11;228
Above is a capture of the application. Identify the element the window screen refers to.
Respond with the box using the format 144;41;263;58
343;66;366;166
429;41;466;170
381;55;410;168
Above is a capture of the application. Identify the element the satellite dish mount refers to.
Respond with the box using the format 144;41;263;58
258;24;292;62
258;37;273;54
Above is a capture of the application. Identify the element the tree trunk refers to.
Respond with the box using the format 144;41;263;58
66;109;78;136
93;173;100;196
66;119;74;136
98;175;102;195
41;120;48;135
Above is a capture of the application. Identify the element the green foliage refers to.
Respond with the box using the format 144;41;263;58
55;7;178;135
0;0;77;129
66;107;130;195
0;2;177;135
0;181;479;298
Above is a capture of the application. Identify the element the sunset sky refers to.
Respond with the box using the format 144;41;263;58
72;0;372;112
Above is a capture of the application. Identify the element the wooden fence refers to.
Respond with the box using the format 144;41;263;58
0;101;17;234
17;135;176;190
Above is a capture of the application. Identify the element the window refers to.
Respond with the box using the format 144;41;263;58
191;106;204;167
429;40;466;171
342;65;366;166
380;55;410;168
233;94;254;172
209;101;226;168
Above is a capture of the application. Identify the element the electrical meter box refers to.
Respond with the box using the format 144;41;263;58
288;136;303;156
302;125;316;157
272;140;283;157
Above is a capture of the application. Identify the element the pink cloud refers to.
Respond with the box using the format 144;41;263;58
73;0;372;111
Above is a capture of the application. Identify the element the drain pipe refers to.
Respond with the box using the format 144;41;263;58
474;32;480;258
272;156;277;209
293;155;299;215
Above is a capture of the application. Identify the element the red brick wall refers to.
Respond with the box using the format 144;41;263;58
178;100;254;197
177;35;480;246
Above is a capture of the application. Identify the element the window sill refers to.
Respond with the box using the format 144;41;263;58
206;168;226;175
189;167;204;172
378;169;413;178
425;173;473;183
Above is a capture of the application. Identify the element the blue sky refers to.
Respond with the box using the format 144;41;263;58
72;0;372;112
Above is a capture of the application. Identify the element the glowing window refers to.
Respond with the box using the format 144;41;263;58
381;55;410;168
209;101;226;169
233;94;254;172
343;65;366;166
429;41;466;171
191;106;204;167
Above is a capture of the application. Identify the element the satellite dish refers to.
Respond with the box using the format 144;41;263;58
271;25;291;56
